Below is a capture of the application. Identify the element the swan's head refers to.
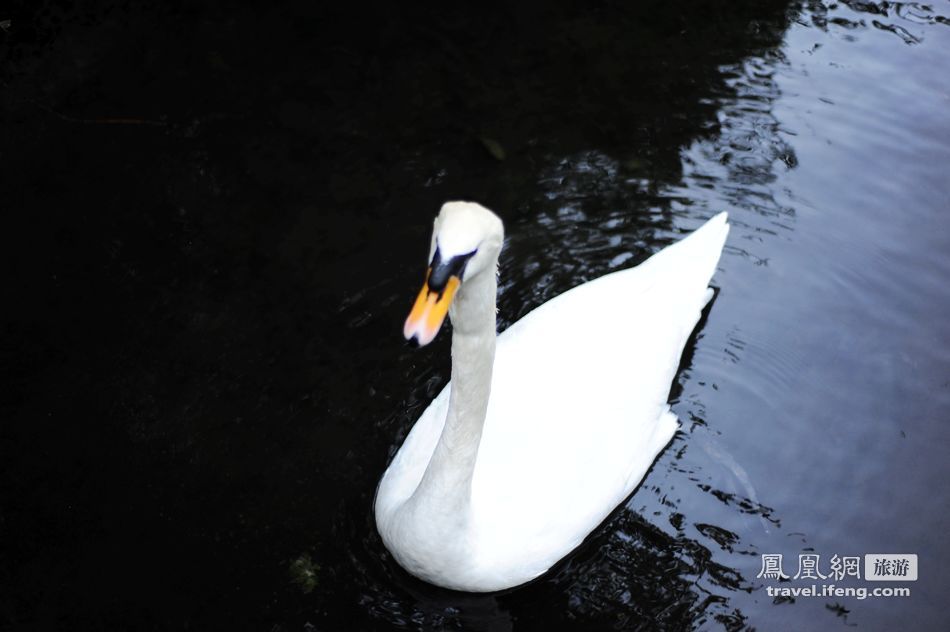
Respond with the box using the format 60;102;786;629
403;201;504;346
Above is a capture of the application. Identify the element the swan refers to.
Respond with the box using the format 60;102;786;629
375;201;729;592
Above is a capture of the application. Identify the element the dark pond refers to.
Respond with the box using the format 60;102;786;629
3;1;949;630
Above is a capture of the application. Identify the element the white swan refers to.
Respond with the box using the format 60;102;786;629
375;201;729;592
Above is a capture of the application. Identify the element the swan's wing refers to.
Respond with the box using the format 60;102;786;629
470;213;729;575
374;387;450;522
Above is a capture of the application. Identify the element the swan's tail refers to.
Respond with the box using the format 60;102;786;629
679;211;730;272
692;214;729;307
650;212;730;295
621;212;729;485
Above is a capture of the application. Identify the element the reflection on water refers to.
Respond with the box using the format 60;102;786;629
4;0;950;629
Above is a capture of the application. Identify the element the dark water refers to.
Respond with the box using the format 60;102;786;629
3;1;949;629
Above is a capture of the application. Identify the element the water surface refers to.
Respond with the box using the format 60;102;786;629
3;1;949;629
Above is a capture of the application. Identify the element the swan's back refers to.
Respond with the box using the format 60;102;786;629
378;212;729;589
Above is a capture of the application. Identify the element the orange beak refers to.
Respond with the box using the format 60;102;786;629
403;270;460;346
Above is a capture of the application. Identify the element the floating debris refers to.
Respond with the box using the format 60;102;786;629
289;554;320;594
479;137;506;161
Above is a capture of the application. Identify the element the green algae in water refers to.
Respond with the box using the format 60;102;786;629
289;554;319;594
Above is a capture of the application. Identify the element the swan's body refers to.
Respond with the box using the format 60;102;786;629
376;202;729;592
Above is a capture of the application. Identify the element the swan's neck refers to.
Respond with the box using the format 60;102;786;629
410;268;497;516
